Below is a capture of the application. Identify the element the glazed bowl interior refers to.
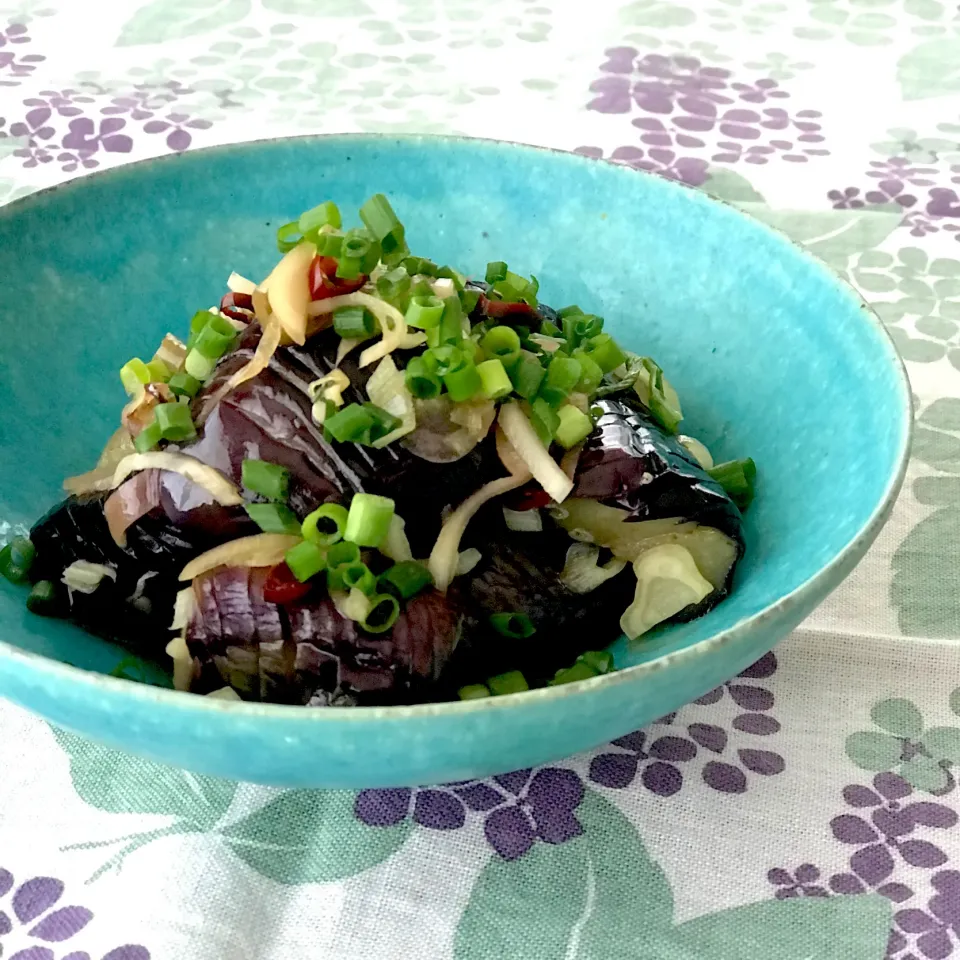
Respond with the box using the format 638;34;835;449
0;135;910;786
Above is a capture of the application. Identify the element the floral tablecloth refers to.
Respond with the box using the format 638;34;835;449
3;0;960;958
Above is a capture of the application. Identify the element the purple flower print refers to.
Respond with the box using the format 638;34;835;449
355;766;585;862
61;117;132;155
142;112;212;152
100;81;191;121
0;22;44;87
0;865;150;958
893;872;960;960
589;730;696;796
829;187;867;210
829;773;955;890
573;143;709;187
768;864;829;899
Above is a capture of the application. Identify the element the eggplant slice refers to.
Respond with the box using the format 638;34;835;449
186;565;461;705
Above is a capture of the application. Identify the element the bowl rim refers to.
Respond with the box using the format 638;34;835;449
0;131;913;724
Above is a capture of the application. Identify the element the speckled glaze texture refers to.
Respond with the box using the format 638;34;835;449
0;135;910;787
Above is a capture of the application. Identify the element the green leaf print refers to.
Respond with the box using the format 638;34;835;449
737;207;901;269
871;698;924;739
455;789;891;960
950;687;960;715
898;39;960;101
670;896;892;960
221;790;410;884
116;0;251;46
911;426;960;470
913;475;960;506
620;0;697;27
921;726;960;763
845;731;904;771
454;789;673;960
53;727;235;826
703;168;765;204
920;398;960;431
263;0;373;13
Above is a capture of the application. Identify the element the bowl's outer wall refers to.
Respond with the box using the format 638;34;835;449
0;136;909;787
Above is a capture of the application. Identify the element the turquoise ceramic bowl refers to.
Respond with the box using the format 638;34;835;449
0;135;909;788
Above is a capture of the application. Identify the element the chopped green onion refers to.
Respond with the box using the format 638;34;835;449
489;611;536;639
364;403;402;442
539;320;563;338
192;314;237;359
492;271;538;306
317;232;343;258
333;305;375;339
26;579;62;617
544;357;582;402
579;650;614;674
168;372;201;398
438;295;464;345
244;503;302;536
242;459;290;501
276;221;302;253
509;355;546;400
436;265;464;292
0;537;35;584
476;358;513;400
443;362;482;402
341;561;377;595
360;593;401;634
184;349;217;381
458;683;491;700
360;193;408;263
146;358;171;383
344;493;395;547
485;261;508;284
404;356;442;400
324;403;400;446
555;404;593;449
133;417;162;453
327;540;361;569
583;333;627;374
336;255;364;280
376;267;411;309
572;349;604;394
459;287;480;314
480;325;521;366
155;402;197;442
302;503;349;546
488;670;529;695
342;226;374;261
284;540;327;582
405;295;445;329
402;256;438;277
120;358;151;396
378;561;433;600
428;345;466;377
529;397;560;446
558;305;584;319
707;458;757;511
549;661;597;685
299;200;341;236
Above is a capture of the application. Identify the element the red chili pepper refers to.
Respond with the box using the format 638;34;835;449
219;291;255;323
480;294;538;320
308;255;367;301
263;562;312;605
507;485;554;511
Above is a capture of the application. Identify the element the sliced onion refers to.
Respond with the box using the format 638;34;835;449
503;506;542;532
497;402;573;504
260;241;316;345
432;278;456;299
402;397;495;463
206;686;242;701
179;534;301;582
307;292;407;366
331;587;372;623
170;587;197;631
197;314;282;426
104;470;161;546
227;272;257;295
428;434;532;592
367;355;416;447
154;333;187;372
456;547;482;576
62;560;116;594
380;514;414;563
165;633;193;692
620;544;712;639
336;336;362;366
678;435;714;470
560;542;627;594
528;334;564;353
111;452;242;506
560;444;582;483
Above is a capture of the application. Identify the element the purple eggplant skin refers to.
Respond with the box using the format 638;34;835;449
573;396;744;543
29;494;207;657
186;565;462;705
174;323;500;554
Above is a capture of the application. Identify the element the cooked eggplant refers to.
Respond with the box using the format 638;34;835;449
29;494;206;655
185;565;462;704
